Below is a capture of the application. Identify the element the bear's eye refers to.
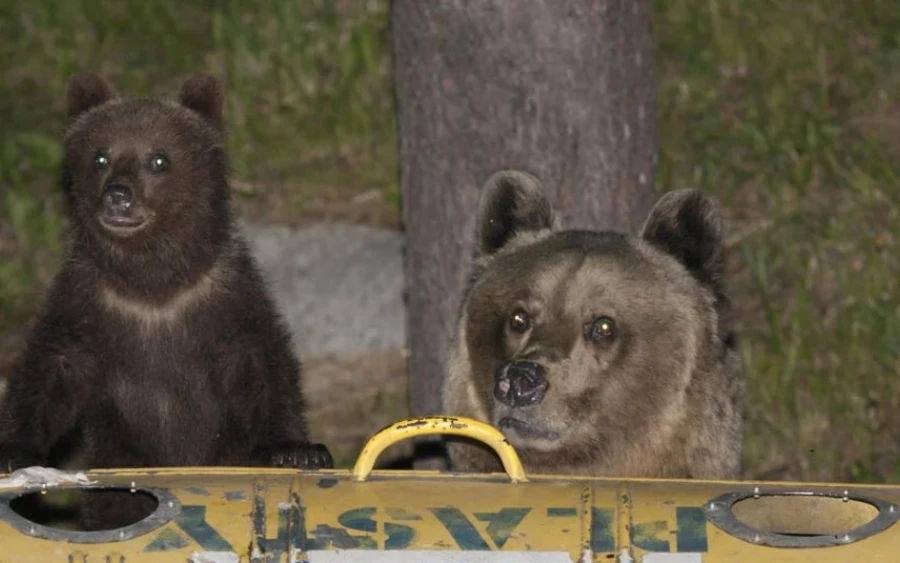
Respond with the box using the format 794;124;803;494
93;152;110;169
585;316;616;342
509;308;531;333
149;153;169;174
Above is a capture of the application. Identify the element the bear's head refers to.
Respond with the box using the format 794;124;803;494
62;73;229;248
455;170;735;469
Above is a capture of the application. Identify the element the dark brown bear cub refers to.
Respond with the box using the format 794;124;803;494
0;74;332;514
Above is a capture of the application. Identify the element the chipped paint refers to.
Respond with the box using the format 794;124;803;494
251;477;268;556
338;507;377;533
632;519;669;552
4;468;900;561
286;486;305;551
591;507;615;552
144;528;190;551
579;484;594;560
675;507;708;552
4;417;900;562
223;490;245;501
384;507;423;521
186;486;211;496
176;506;233;551
307;523;373;549
547;507;578;517
394;416;469;432
431;507;491;550
473;507;531;549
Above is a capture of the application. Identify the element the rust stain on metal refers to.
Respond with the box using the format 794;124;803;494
251;477;267;557
395;418;433;431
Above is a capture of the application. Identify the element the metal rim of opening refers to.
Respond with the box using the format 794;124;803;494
0;484;181;544
703;488;900;549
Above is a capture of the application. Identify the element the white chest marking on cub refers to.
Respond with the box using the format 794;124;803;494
101;263;224;327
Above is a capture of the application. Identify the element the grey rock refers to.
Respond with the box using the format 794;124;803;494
239;221;407;356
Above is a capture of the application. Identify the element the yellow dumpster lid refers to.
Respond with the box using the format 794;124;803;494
0;416;899;562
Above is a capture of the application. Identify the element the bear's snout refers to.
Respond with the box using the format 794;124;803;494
494;361;548;407
103;183;133;212
100;182;146;229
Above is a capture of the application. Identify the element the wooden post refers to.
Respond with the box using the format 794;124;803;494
392;0;658;468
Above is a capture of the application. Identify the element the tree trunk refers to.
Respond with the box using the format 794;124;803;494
392;0;658;468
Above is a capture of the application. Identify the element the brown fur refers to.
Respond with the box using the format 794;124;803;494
442;170;744;479
0;75;332;524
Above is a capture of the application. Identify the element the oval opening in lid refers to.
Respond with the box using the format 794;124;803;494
703;489;900;548
732;495;877;536
0;484;180;543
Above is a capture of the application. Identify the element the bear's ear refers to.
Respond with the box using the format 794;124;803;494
178;74;224;127
67;73;117;120
475;170;556;258
640;188;725;292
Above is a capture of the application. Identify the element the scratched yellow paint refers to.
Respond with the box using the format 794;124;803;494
623;477;900;563
1;418;900;562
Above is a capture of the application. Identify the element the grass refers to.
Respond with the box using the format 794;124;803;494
655;0;900;482
1;0;898;482
0;0;398;333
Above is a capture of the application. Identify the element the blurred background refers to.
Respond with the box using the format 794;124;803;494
0;0;897;482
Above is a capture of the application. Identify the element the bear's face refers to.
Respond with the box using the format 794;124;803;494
62;74;227;243
459;171;726;462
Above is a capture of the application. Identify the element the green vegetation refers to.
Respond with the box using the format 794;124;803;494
0;0;397;332
655;0;900;483
1;0;897;482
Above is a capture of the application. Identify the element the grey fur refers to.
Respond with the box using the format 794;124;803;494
442;170;744;479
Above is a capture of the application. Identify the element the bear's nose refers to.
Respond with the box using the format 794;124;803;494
102;183;134;216
494;361;548;407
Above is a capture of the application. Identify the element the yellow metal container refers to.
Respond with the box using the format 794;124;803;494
1;416;900;562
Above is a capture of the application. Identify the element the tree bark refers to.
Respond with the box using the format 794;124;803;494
392;0;658;467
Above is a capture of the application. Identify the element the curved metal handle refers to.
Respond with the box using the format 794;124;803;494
350;416;528;483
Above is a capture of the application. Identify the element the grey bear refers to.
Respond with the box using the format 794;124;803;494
442;170;744;479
